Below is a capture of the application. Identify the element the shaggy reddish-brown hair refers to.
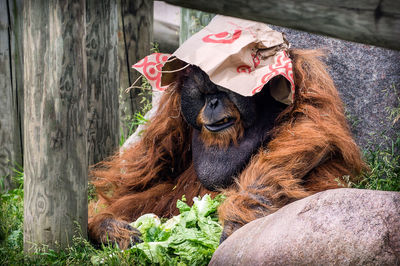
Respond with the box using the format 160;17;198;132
88;49;365;246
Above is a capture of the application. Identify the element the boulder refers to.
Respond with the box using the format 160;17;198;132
210;188;400;265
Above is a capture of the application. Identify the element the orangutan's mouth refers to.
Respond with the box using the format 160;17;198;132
204;117;235;132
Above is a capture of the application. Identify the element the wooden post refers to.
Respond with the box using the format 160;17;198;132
23;0;87;252
86;0;119;165
0;0;23;191
117;0;153;141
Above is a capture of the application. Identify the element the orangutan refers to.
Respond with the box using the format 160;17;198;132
88;49;365;249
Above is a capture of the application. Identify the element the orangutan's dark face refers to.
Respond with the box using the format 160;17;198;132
179;66;287;190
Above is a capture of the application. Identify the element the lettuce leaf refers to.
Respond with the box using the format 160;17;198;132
129;194;225;265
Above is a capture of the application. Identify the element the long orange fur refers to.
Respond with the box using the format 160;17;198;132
88;49;366;246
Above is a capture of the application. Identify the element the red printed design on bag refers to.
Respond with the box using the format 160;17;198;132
251;51;294;101
202;29;242;44
252;52;260;68
132;53;170;91
236;52;261;74
252;85;264;94
237;65;252;73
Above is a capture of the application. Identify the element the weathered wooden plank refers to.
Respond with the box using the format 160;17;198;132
9;0;24;170
117;0;153;140
164;0;400;50
0;0;14;189
0;0;23;191
86;0;119;165
23;0;87;252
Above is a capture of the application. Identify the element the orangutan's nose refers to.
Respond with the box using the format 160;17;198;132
209;98;219;109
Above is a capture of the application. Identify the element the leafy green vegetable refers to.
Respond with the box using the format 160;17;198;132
128;194;225;265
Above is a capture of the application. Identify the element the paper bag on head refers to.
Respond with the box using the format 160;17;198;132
133;15;295;105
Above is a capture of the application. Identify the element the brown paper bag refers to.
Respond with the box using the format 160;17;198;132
133;15;295;104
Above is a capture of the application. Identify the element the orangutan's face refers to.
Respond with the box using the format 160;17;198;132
179;66;287;190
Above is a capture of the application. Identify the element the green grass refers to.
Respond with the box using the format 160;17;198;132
0;166;24;264
385;83;400;126
1;130;399;264
348;135;400;191
1;139;399;264
0;167;153;265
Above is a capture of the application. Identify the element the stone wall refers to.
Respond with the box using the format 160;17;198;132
274;26;400;150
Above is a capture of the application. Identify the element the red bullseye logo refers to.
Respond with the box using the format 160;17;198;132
237;65;252;74
202;29;242;44
132;53;171;91
143;62;160;81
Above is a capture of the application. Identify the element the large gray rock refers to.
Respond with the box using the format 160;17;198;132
273;26;400;150
210;188;400;266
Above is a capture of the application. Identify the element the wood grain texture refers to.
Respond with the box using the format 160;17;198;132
117;0;153;139
23;0;88;252
0;0;23;191
164;0;400;50
86;0;119;165
9;0;24;156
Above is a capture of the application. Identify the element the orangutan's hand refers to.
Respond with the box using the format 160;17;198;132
97;218;142;249
220;221;242;244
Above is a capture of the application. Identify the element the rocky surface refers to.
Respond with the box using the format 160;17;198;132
273;26;400;150
210;188;400;266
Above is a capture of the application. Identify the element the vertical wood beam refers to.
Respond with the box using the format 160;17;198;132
23;0;88;252
117;0;153;140
86;0;119;165
0;0;23;191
